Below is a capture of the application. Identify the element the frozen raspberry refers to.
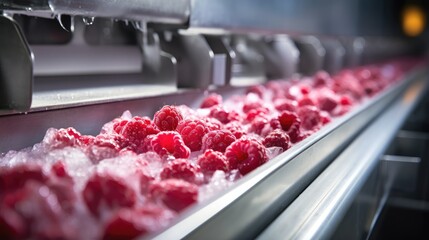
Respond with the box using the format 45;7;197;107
82;173;137;217
197;149;229;174
224;122;245;139
313;71;331;88
47;180;77;214
246;85;265;98
176;119;208;151
112;119;129;134
203;117;223;131
243;101;263;113
245;107;269;122
278;111;302;143
160;159;201;183
263;129;291;151
298;106;321;131
45;127;83;149
298;96;316;107
299;84;311;95
249;117;270;136
320;111;332;125
317;95;338;113
339;95;353;106
151;131;190;159
2;182;73;239
201;130;236;153
0;164;48;194
209;106;240;124
274;99;298;112
102;205;176;240
50;161;73;183
200;93;222;108
119;117;159;153
225;138;268;175
149;179;198;212
85;135;123;162
0;206;25;239
153;105;183;131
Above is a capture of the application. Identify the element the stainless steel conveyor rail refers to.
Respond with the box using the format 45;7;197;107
146;69;428;240
257;71;428;240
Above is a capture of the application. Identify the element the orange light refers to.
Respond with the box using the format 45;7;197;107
402;5;425;37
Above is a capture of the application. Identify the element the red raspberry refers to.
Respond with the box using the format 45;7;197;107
249;117;270;136
120;117;160;153
224;122;245;139
0;164;48;194
153;105;183;131
45;127;83;149
313;71;331;88
243;101;263;113
299;84;311;95
298;96;316;107
200;93;222;108
197;149;229;174
278;111;302;143
0;206;25;239
317;95;338;113
297;106;321;131
339;95;353;106
2;181;75;239
102;205;176;240
263;129;291;151
151;131;190;159
203;117;223;131
225;138;268;175
84;135;122;162
320;111;332;125
160;159;201;183
209;106;240;124
246;85;265;98
245;107;269;122
201;130;236;153
47;180;77;214
274;99;298;112
176;119;208;151
82;173;137;217
149;179;198;212
50;161;73;182
112;119;129;134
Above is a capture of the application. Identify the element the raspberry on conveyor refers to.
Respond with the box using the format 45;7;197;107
0;60;419;239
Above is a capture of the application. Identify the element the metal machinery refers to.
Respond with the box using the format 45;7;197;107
0;0;428;239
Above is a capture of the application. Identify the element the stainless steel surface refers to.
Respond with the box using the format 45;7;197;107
1;0;190;24
321;38;346;74
204;36;234;86
149;69;427;240
342;38;365;67
0;15;33;111
381;155;421;193
294;36;325;75
258;73;427;240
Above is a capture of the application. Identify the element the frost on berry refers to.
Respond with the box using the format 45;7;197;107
102;204;176;240
200;93;222;108
149;179;198;212
150;131;190;159
201;130;236;153
197;149;229;175
153;105;183;131
119;117;159;153
225;138;268;175
263;129;291;151
160;159;201;183
176;119;208;152
82;173;137;217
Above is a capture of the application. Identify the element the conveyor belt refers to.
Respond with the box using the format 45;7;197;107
148;69;428;239
257;69;428;240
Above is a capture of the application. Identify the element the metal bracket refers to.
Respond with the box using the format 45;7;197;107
320;38;346;74
0;15;33;111
293;36;325;76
